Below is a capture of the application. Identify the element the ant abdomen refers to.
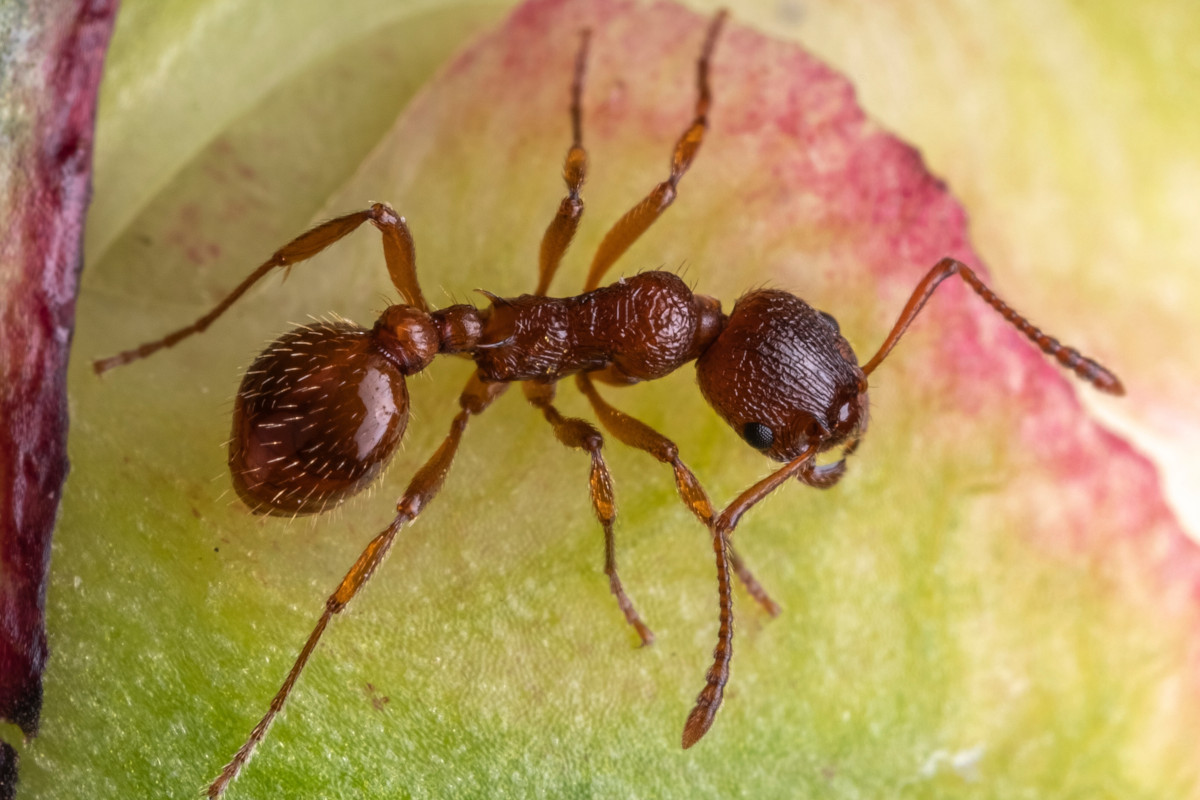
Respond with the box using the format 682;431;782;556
229;320;410;515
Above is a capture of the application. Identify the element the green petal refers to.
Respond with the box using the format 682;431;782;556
32;1;1199;798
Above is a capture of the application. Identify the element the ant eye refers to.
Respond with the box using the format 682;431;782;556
741;422;775;450
819;310;840;334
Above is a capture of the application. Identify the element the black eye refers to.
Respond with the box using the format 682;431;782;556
742;422;774;450
819;310;840;334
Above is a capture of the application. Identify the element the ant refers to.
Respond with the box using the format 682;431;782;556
95;10;1122;798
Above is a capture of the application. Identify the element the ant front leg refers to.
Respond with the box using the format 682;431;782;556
205;371;506;799
583;10;727;291
576;374;781;617
94;203;424;373
522;380;654;646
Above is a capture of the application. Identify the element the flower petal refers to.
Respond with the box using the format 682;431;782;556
39;0;1200;797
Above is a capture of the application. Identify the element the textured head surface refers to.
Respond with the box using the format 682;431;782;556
697;289;867;461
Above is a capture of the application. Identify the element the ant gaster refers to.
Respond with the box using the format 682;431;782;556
94;11;1123;798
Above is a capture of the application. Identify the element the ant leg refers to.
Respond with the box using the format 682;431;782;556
576;374;781;617
206;371;506;799
583;10;727;291
371;202;428;312
535;29;591;296
681;443;820;749
94;203;424;374
861;257;1124;394
522;380;655;646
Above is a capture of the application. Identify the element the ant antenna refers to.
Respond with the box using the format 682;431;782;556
862;258;1124;395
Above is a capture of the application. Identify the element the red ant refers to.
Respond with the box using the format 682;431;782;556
95;11;1122;798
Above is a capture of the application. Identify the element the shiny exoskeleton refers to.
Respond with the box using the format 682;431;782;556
94;12;1122;799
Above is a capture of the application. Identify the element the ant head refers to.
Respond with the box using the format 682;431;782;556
696;290;869;462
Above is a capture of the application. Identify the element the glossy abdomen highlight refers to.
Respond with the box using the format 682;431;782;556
229;321;410;515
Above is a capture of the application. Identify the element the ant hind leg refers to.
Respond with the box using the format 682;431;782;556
205;370;506;799
94;203;426;373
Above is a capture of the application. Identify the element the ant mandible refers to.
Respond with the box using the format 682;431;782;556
94;11;1123;798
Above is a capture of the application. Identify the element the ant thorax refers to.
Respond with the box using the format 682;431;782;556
472;271;722;385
